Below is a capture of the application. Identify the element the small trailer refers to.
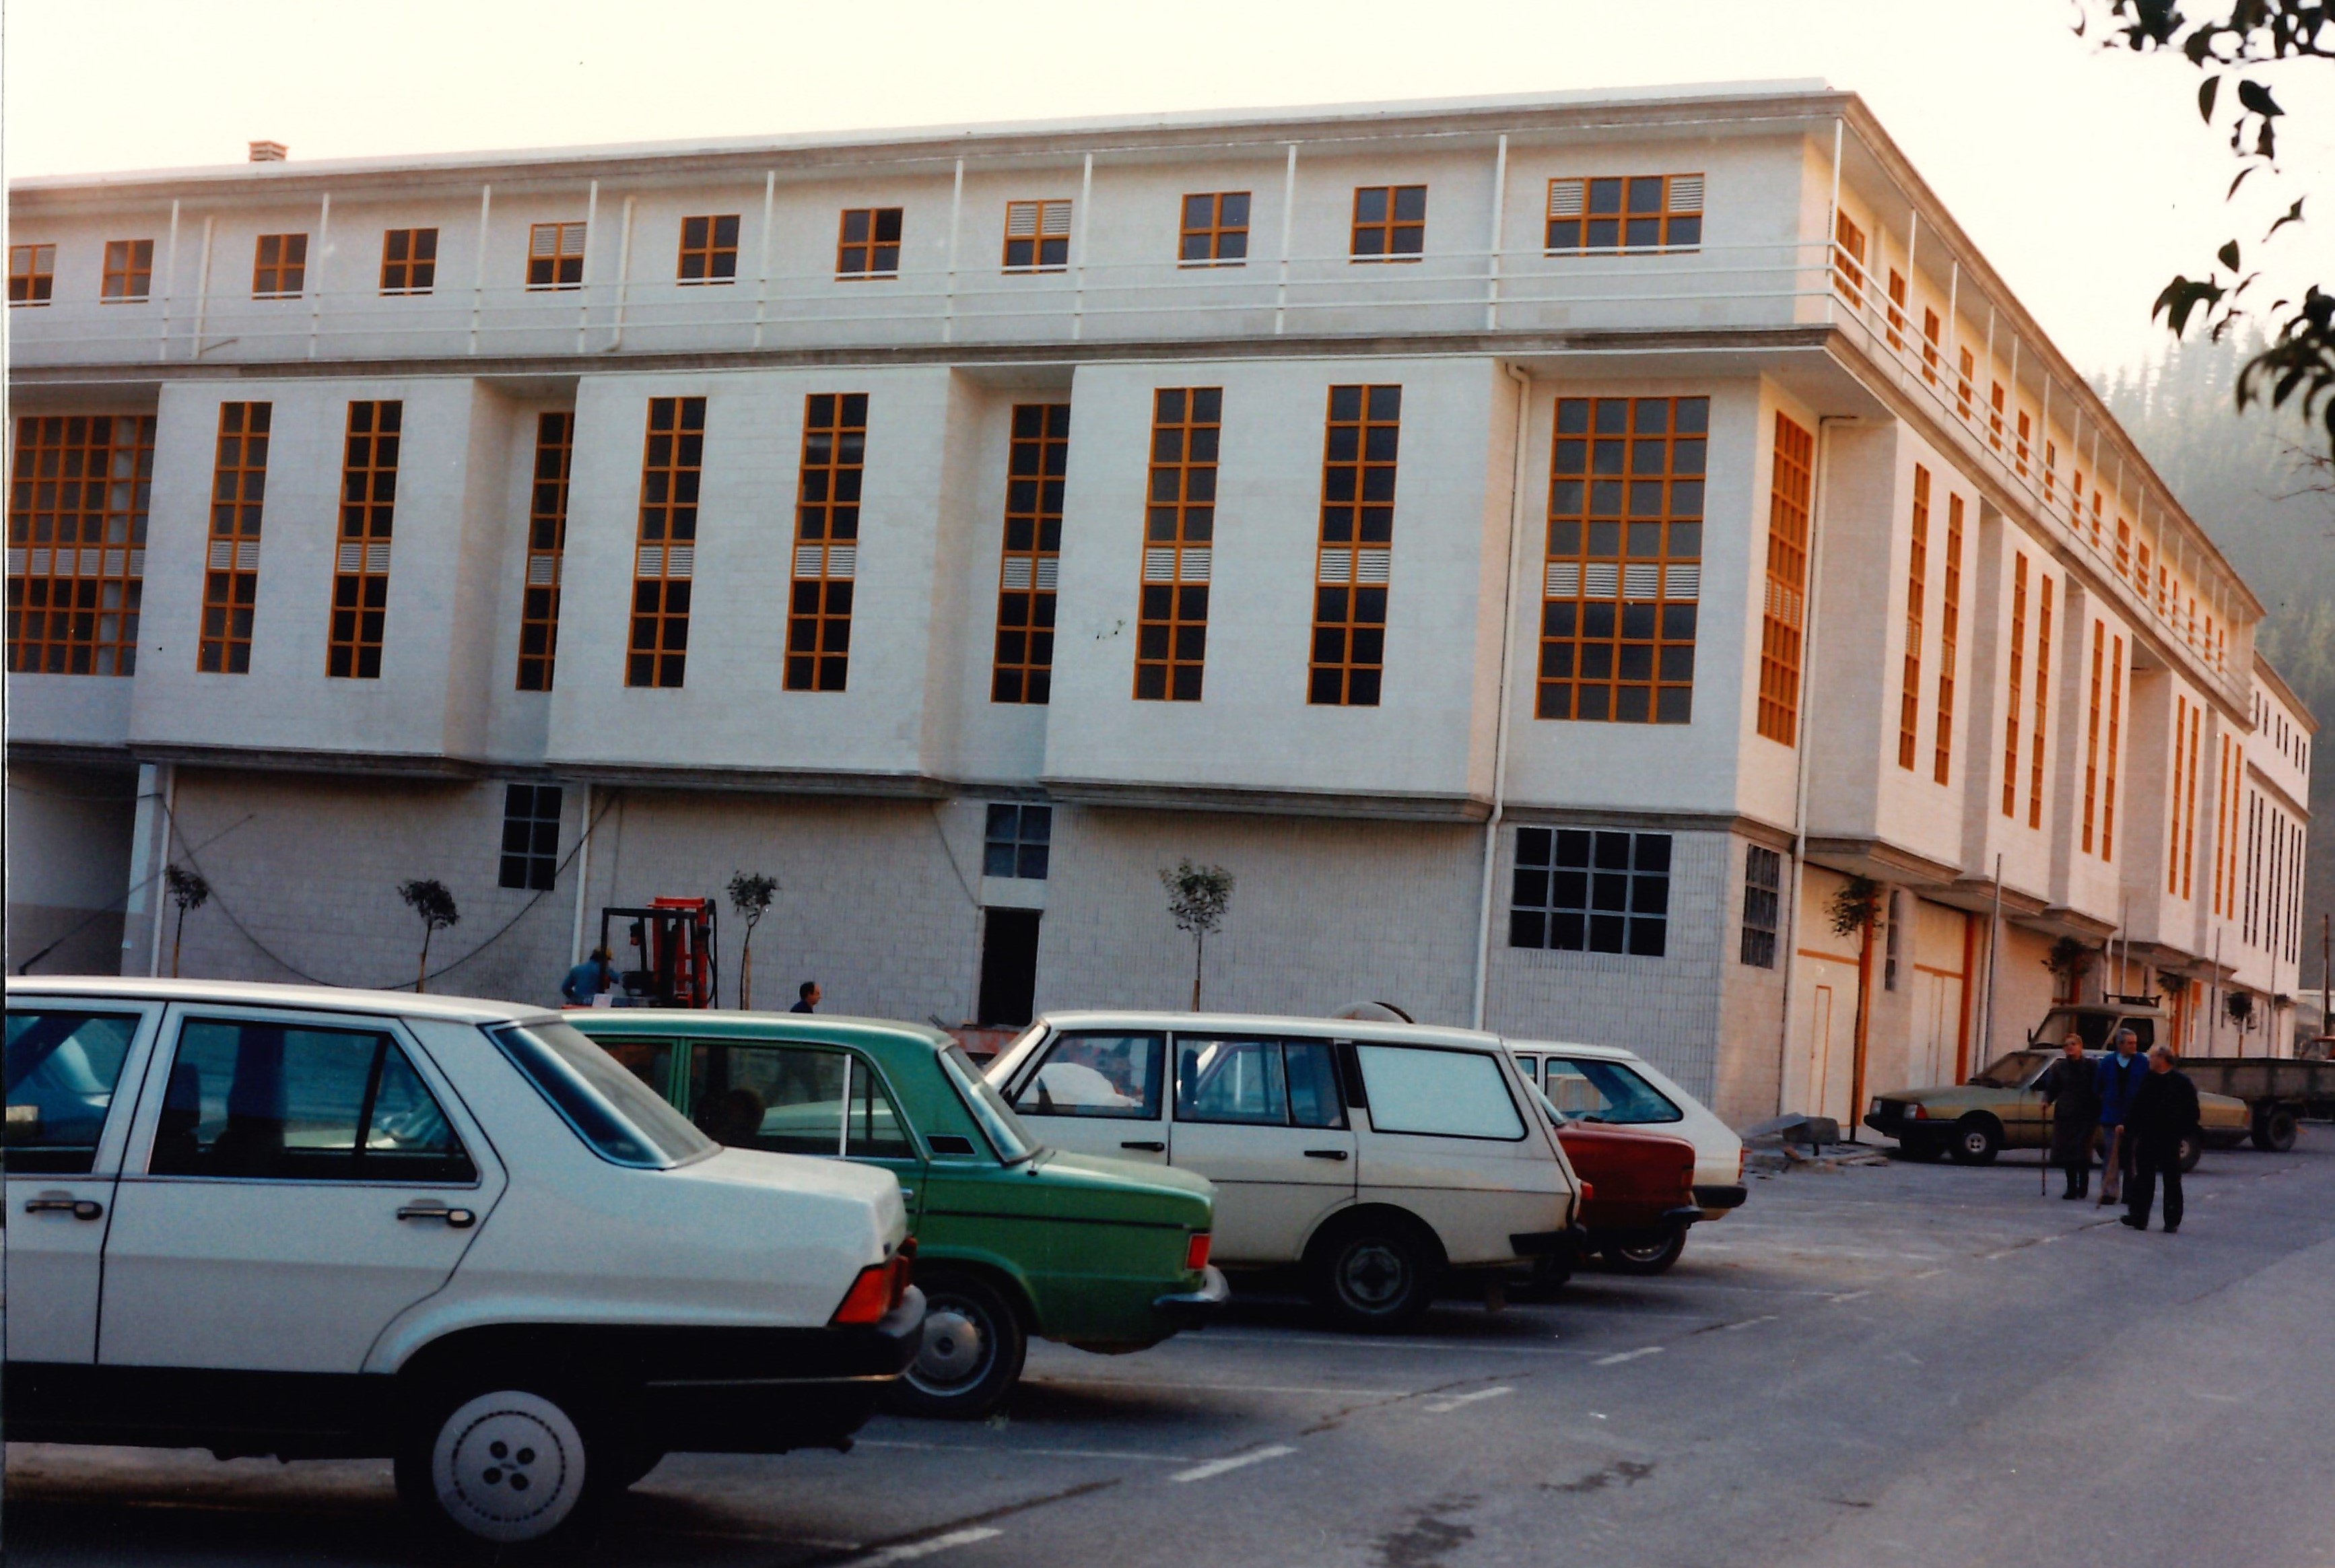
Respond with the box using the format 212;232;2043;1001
2169;1057;2335;1152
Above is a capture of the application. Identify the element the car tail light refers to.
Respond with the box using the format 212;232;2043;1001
1184;1232;1212;1272
1910;1105;1930;1121
1578;1180;1595;1203
830;1239;916;1326
1736;1147;1747;1180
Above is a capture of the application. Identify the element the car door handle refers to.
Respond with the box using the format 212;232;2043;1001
1120;1140;1166;1152
396;1201;476;1229
1304;1149;1350;1161
24;1194;103;1220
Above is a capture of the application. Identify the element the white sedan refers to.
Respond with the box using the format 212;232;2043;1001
1505;1038;1748;1221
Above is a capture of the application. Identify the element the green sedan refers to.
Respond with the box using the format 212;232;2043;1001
1865;1049;2252;1168
572;1011;1223;1419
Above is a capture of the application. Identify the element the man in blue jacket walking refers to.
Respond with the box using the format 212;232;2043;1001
2093;1028;2149;1206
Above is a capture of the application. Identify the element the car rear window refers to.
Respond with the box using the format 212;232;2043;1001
490;1020;716;1169
1356;1044;1525;1140
1541;1057;1683;1125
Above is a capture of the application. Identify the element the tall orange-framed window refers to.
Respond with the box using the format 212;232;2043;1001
1933;492;1963;785
1885;269;1907;349
1350;186;1425;261
252;233;308;298
326;401;402;679
101;240;154;302
2212;735;2233;914
836;209;903;277
379;228;438;294
1898;467;1929;770
1538;396;1705;725
515;411;574;691
1988;382;2005;450
2029;576;2054;828
992;403;1069;704
626;396;704;689
1920;309;1940;383
199;403;271;674
1310;384;1402;707
1831;211;1866;304
1955;347;1974;420
2170;696;2190;896
7;414;156;675
786;393;867;693
2180;700;2200;899
2083;620;2104;854
8;244;55;306
2101;634;2124;860
1133;387;1220;702
677;215;740;284
1757;413;1814;743
2002;553;2027;819
1179;192;1251;265
2015;410;2031;476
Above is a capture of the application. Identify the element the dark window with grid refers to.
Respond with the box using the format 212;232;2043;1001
1310;384;1400;706
1740;844;1780;968
1510;827;1670;957
627;396;704;689
9;244;55;306
199;402;270;674
1538;396;1704;724
379;228;438;294
1350;186;1425;261
993;403;1068;704
983;804;1052;879
836;208;902;277
102;240;155;302
498;784;564;891
786;393;867;692
1545;174;1703;252
327;401;401;679
1134;387;1220;702
7;415;156;675
1180;192;1250;265
252;233;307;298
527;223;585;290
677;215;740;283
515;411;573;691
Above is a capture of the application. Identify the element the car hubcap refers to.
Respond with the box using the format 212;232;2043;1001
1618;1241;1668;1264
432;1390;582;1542
1339;1241;1409;1310
911;1303;990;1391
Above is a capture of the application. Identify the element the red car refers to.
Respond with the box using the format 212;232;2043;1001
1556;1123;1702;1274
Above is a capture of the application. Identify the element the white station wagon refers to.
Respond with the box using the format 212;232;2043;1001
986;1011;1580;1330
2;979;924;1545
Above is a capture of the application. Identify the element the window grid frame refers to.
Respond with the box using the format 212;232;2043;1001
7;414;156;676
2083;620;2104;854
1178;191;1251;267
1740;843;1781;969
1349;184;1426;263
8;243;55;306
1758;413;1815;743
378;227;439;295
676;214;741;285
785;392;868;693
515;410;574;692
2029;577;2054;829
326;400;402;680
1898;466;1929;771
1132;386;1221;702
982;803;1053;881
992;403;1069;705
1508;826;1672;959
2102;634;2124;860
2002;553;2027;819
198;402;271;674
2181;703;2200;900
525;222;586;292
1002;199;1073;273
1832;211;1866;304
1933;491;1963;784
1544;173;1705;254
1309;384;1402;708
498;782;565;893
835;207;903;279
251;233;308;299
625;395;705;689
101;239;155;303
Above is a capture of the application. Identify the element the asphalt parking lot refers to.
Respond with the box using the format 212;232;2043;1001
12;1132;2335;1568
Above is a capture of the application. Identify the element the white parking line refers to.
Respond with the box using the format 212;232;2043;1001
835;1525;1004;1567
1829;1289;1874;1303
1423;1385;1514;1414
1593;1347;1664;1366
860;1440;1191;1464
1170;1445;1297;1483
1023;1376;1413;1397
1720;1314;1778;1331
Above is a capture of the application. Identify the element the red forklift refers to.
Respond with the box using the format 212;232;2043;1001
600;897;719;1008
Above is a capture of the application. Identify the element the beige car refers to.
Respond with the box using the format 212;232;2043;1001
986;1011;1580;1331
1866;1047;2251;1169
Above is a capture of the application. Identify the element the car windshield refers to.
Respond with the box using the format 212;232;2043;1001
1971;1050;2050;1089
1538;1056;1683;1124
940;1042;1040;1164
490;1020;716;1169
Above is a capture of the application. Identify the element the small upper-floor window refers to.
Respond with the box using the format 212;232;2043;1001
1180;192;1250;265
379;228;438;295
836;207;902;278
102;240;155;302
9;244;55;306
498;782;564;891
252;234;308;298
1351;185;1425;261
1003;200;1073;272
677;215;740;284
984;803;1052;879
1833;211;1866;304
1510;826;1670;958
527;223;586;290
1546;174;1703;254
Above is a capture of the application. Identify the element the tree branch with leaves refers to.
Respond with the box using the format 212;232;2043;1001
1160;860;1236;1011
727;871;780;1010
163;864;210;979
398;879;461;994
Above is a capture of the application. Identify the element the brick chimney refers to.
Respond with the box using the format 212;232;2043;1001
248;141;287;163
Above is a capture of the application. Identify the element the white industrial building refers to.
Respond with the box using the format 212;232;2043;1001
6;82;2315;1127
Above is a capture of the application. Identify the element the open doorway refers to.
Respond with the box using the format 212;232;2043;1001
977;908;1042;1026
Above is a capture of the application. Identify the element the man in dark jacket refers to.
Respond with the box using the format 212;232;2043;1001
2121;1046;2200;1233
2037;1033;2101;1199
2093;1029;2149;1206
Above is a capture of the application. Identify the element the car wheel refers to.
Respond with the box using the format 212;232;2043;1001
1897;1138;1945;1163
2177;1132;2202;1173
2252;1109;2299;1153
889;1270;1026;1421
1309;1219;1438;1333
1947;1116;2002;1165
395;1386;595;1546
1603;1227;1687;1275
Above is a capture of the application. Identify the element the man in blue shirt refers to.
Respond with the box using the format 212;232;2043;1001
561;948;620;1007
2093;1028;2149;1206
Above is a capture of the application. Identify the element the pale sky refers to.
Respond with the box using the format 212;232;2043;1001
5;0;2329;377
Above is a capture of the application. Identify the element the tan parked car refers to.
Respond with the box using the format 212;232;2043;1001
1865;1048;2251;1169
